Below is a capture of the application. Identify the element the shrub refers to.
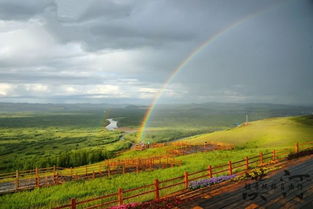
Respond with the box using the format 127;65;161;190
287;148;313;160
110;203;139;209
134;196;184;209
109;196;184;209
232;166;281;182
189;175;236;190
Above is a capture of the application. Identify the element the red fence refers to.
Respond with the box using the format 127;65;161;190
54;141;313;209
0;156;181;194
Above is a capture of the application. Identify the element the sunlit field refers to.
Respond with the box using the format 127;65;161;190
1;113;313;208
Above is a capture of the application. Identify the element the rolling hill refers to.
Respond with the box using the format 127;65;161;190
182;115;313;148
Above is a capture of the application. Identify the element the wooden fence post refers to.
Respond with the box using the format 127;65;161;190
136;162;139;173
15;170;19;190
103;162;106;175
141;160;145;171
208;165;213;178
245;157;249;170
99;165;102;176
272;150;276;161
53;165;56;183
54;172;59;184
85;165;88;176
184;171;189;189
45;175;48;186
118;188;123;205
122;164;125;174
35;167;40;187
295;142;299;153
228;161;233;175
259;152;263;165
154;179;160;200
71;198;77;209
93;171;95;179
53;172;56;184
107;165;111;177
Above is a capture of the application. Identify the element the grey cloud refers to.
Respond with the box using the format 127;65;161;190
43;2;197;50
0;71;103;85
0;0;55;20
78;0;132;22
48;0;280;50
0;0;312;104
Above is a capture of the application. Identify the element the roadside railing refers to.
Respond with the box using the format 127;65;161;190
53;141;312;209
0;156;181;194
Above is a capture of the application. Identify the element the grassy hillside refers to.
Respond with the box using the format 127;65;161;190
105;103;313;143
1;115;313;208
182;115;313;148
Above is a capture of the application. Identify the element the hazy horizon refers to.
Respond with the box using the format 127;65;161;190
1;101;313;107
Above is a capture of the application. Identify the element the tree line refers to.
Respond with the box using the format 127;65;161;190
10;148;114;171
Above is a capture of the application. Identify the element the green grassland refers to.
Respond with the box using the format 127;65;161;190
0;148;274;209
1;102;312;171
1;103;313;208
182;115;313;148
106;103;313;143
1;115;313;209
0;111;136;172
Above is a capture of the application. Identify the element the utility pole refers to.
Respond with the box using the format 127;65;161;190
245;112;249;125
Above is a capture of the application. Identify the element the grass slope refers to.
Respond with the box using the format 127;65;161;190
183;115;313;148
1;115;313;208
0;148;272;209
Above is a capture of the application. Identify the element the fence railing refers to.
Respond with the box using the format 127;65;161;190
54;141;313;209
1;141;234;194
0;156;181;194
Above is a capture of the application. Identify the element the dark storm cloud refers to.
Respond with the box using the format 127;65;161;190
77;0;132;21
0;0;54;20
41;0;280;51
165;0;313;104
0;0;312;104
43;0;197;51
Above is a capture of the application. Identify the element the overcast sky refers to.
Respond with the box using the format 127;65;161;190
0;0;312;105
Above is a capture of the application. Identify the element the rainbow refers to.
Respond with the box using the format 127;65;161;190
137;2;285;141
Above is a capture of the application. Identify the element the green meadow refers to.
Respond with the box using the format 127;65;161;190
0;148;274;209
1;103;313;208
183;115;313;147
1;115;313;209
0;111;136;172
